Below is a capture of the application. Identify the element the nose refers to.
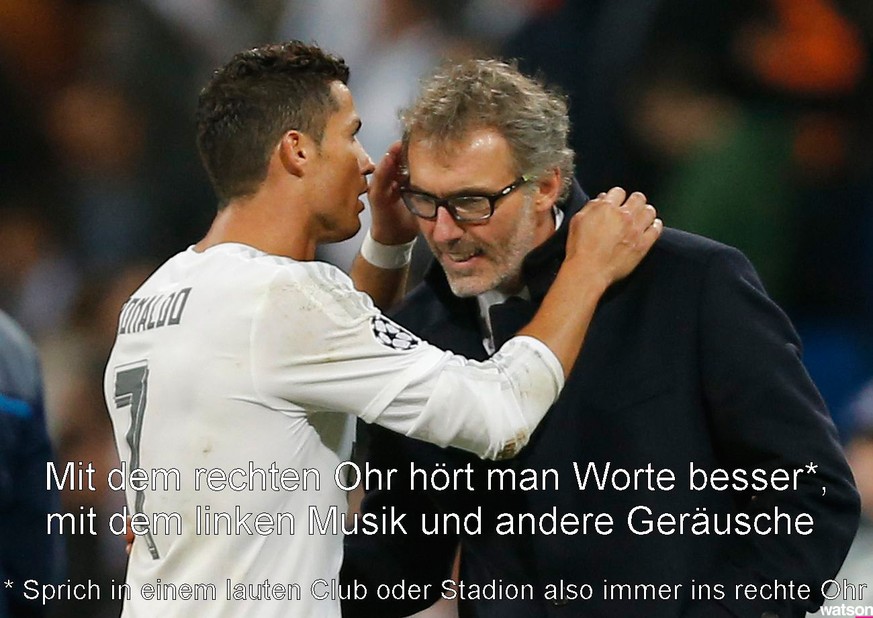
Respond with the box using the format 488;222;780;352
359;145;375;175
429;205;465;244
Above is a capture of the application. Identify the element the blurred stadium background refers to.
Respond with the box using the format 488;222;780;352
1;1;871;616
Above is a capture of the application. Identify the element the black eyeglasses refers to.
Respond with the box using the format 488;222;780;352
400;176;531;222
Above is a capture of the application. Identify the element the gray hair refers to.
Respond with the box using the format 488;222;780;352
401;58;574;199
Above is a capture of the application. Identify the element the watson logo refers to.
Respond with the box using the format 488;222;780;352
814;607;872;617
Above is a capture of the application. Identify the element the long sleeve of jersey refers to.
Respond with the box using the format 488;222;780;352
250;264;564;460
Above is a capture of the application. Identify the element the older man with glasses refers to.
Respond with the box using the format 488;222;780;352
342;58;859;618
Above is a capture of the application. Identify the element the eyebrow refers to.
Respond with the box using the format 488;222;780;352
406;181;507;199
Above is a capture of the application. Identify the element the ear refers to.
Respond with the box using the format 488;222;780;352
533;168;562;213
277;130;315;177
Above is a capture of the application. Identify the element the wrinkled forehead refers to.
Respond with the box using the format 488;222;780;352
405;127;517;191
404;132;461;166
407;127;514;166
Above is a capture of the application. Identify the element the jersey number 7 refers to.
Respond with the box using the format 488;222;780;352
114;361;160;559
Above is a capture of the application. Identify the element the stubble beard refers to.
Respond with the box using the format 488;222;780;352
439;198;538;298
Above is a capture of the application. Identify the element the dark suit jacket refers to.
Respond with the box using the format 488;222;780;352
342;182;859;618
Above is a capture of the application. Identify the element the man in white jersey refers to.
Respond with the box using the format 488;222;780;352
104;41;661;618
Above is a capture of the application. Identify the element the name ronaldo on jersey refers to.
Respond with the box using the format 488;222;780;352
117;287;192;335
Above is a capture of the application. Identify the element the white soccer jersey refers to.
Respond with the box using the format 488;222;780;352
104;242;563;618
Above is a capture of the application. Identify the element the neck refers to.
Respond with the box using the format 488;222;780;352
493;203;561;295
195;191;315;260
495;273;526;296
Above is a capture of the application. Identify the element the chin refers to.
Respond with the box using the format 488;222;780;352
446;267;520;298
326;220;362;244
446;276;488;298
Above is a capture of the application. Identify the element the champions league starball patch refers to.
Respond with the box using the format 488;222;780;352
371;315;421;351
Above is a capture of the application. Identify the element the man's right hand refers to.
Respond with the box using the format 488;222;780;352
517;186;661;378
564;187;662;290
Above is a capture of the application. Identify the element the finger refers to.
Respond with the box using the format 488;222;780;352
374;142;403;174
639;218;663;250
386;140;403;158
603;186;626;207
623;191;647;212
619;188;652;228
383;142;406;179
619;192;647;232
371;154;390;187
633;203;657;231
371;152;402;197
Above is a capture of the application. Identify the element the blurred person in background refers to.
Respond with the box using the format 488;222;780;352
501;0;667;191
830;382;873;594
642;0;872;435
0;310;63;618
33;0;285;270
0;194;81;341
45;79;154;275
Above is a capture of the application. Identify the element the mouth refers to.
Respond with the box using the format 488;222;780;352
441;248;484;268
355;186;368;211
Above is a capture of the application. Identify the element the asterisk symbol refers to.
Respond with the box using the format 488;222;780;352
3;580;12;589
805;462;818;474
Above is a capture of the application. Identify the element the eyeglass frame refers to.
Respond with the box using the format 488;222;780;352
399;175;533;222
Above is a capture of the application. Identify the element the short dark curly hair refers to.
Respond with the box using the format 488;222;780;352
195;41;349;207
